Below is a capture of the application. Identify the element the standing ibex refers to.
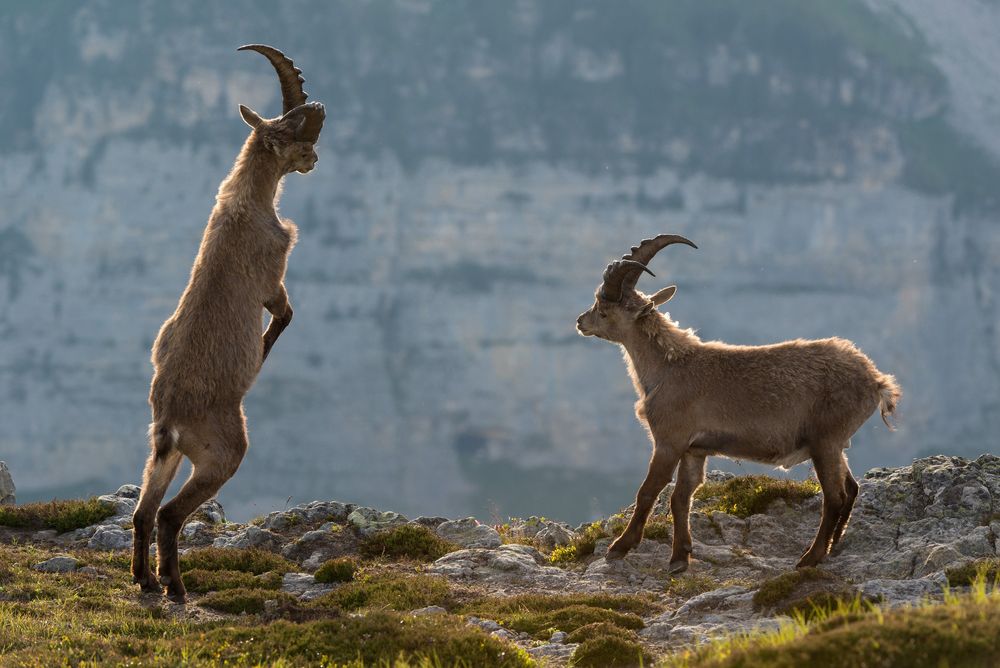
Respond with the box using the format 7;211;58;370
131;45;325;602
577;235;900;572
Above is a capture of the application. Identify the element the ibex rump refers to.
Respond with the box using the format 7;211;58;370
576;235;900;572
131;45;325;602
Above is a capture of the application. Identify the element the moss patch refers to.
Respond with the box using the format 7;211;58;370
197;612;532;667
752;568;836;610
182;568;282;594
946;558;1000;587
463;593;657;639
696;476;821;518
179;547;295;575
198;587;295;615
571;633;654;667
313;556;357;583
312;572;454;612
359;524;457;562
0;498;115;533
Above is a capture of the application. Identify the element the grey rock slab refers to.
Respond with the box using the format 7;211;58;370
435;517;502;549
410;516;450;529
430;544;569;586
0;462;15;505
859;577;943;606
674;586;750;618
347;507;408;535
281;572;335;600
212;526;281;551
33;555;80;572
411;605;447;616
527;643;577;662
88;525;133;550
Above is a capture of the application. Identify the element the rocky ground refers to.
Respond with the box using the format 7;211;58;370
2;454;999;666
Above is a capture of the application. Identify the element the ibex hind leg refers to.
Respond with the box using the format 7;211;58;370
155;410;248;603
798;444;850;568
830;452;859;548
131;428;182;593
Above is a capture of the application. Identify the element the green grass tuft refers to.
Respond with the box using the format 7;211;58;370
359;524;458;562
182;568;283;594
945;557;1000;587
0;498;115;533
312;572;454;612
179;547;296;575
550;520;622;565
696;476;821;518
667;573;720;598
313;556;358;584
663;586;1000;668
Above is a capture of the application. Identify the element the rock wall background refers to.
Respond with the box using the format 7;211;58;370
1;1;998;522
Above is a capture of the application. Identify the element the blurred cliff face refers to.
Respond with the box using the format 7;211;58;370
1;1;998;523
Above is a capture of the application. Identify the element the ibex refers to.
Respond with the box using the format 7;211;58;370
576;235;900;572
131;45;325;602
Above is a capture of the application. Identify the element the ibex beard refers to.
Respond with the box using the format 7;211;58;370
130;45;325;603
577;235;900;574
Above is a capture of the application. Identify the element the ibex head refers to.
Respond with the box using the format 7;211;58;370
577;234;697;342
238;44;325;174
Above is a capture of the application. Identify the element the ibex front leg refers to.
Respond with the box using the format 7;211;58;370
607;443;681;559
262;283;293;363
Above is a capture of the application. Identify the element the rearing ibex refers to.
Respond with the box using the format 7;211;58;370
577;235;900;572
131;45;325;602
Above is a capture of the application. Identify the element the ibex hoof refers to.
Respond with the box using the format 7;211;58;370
166;591;187;604
668;560;689;574
158;575;172;586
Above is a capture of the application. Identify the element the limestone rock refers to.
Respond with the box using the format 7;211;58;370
430;544;569;587
33;555;80;572
88;525;132;550
212;526;281;551
435;517;502;549
0;462;15;505
347;507;408;535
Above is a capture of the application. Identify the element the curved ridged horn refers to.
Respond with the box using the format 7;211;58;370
238;44;308;115
599;234;697;302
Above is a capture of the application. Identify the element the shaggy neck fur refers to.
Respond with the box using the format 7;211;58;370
217;134;285;212
621;310;701;397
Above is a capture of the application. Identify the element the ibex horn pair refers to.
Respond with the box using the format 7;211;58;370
599;234;698;302
239;44;324;142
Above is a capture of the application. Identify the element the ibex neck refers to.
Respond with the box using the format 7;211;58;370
621;312;700;396
218;135;284;211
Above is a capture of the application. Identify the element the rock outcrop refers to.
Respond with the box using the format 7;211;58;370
0;462;14;505
8;455;999;660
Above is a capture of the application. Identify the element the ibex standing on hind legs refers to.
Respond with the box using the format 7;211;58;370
131;45;325;602
577;235;900;573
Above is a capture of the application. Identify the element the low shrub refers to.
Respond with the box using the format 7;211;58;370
313;556;358;584
0;498;115;533
359;525;457;562
312;573;454;612
696;475;821;518
182;568;282;593
179;547;295;575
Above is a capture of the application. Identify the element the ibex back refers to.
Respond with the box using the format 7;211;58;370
577;235;900;573
131;45;325;602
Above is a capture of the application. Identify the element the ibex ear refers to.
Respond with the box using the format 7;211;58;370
239;105;265;130
650;285;677;306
